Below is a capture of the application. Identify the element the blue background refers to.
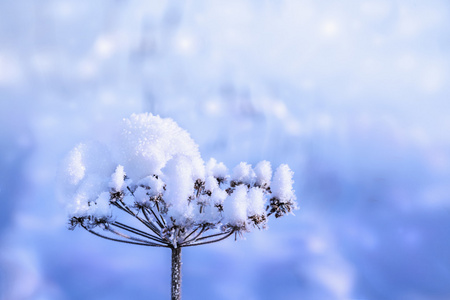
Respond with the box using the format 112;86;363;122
1;1;450;299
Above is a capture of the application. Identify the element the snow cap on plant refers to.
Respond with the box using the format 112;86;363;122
59;113;297;247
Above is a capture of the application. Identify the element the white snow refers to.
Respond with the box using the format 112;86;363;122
58;142;114;217
60;113;297;228
204;175;219;192
206;158;228;179
232;162;256;185
63;145;86;186
67;174;109;217
223;185;249;227
115;113;205;180
59;113;210;219
137;175;165;197
211;188;228;206
271;164;296;203
91;192;112;217
109;165;126;192
254;160;272;188
60;142;113;186
133;186;149;205
162;155;196;226
247;187;266;217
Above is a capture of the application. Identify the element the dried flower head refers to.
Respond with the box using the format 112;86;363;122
58;113;297;248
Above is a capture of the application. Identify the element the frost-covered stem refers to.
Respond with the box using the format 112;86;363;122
171;247;182;300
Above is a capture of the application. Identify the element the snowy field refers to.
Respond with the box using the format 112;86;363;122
1;1;450;299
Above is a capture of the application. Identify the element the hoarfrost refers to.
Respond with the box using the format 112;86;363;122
204;175;219;193
272;164;296;203
232;162;256;186
137;175;165;197
109;165;126;192
254;160;272;188
115;113;204;180
91;192;112;217
247;187;266;217
60;113;297;246
223;185;249;228
206;158;228;180
162;155;196;226
134;186;149;205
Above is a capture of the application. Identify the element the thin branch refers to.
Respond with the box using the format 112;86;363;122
117;194;165;236
111;222;168;245
111;201;134;216
138;209;163;234
113;221;156;238
181;229;231;246
105;227;167;246
111;201;161;236
111;222;154;239
159;208;167;226
142;207;164;230
183;230;234;247
182;225;200;242
146;207;165;229
180;225;206;245
192;231;231;242
82;226;167;247
141;207;162;233
179;230;229;246
118;199;136;215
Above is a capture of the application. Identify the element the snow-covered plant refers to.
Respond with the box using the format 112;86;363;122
58;113;297;300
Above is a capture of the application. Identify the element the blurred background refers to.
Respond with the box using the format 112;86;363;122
1;0;450;299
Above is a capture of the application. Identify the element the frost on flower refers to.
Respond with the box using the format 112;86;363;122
116;113;204;180
109;165;126;192
231;162;256;186
59;113;297;248
269;164;298;218
206;158;228;183
247;187;267;229
254;160;272;189
163;155;196;227
223;185;249;230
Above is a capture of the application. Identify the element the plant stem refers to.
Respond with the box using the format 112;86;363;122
171;247;182;300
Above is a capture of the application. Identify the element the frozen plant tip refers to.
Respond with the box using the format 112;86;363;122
58;113;297;300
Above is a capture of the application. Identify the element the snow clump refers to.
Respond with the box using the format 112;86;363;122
59;113;297;245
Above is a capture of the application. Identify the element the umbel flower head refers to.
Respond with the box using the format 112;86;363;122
58;113;297;248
